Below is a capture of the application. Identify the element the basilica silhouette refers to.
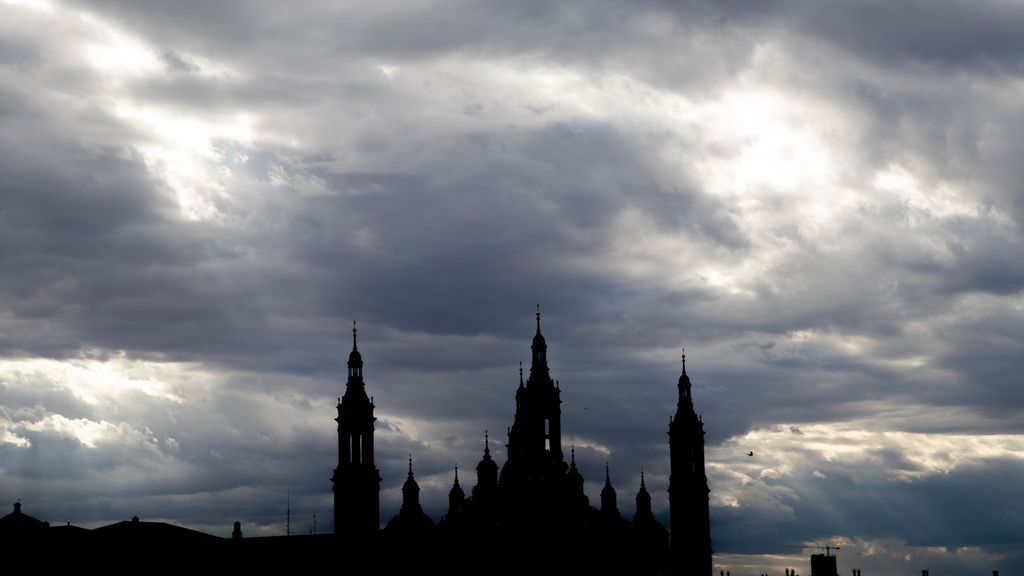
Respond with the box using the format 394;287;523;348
1;309;713;574
333;308;712;574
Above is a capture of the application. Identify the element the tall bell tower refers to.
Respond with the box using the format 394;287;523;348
668;349;712;575
332;321;381;537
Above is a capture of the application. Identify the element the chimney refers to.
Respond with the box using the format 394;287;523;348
232;521;242;539
13;502;21;514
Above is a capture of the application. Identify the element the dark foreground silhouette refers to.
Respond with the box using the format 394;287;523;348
2;310;712;575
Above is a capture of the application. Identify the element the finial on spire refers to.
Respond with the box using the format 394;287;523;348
519;361;524;386
681;346;687;374
640;467;646;487
484;430;490;455
605;462;611;484
536;303;542;333
571;445;576;464
454;463;459;483
352;320;358;350
408;454;413;476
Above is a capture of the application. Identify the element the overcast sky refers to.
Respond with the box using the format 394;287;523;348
1;0;1022;574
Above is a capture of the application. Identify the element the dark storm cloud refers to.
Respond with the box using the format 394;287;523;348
713;456;1024;567
793;0;1024;71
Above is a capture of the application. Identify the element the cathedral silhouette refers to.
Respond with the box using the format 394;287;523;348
333;308;712;574
1;309;713;574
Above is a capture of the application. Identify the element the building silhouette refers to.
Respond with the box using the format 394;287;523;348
669;349;714;575
333;308;713;574
1;309;713;574
332;321;380;539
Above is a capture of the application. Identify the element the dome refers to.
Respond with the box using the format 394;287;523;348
348;347;363;366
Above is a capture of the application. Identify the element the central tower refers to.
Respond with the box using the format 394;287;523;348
332;322;381;537
500;306;566;503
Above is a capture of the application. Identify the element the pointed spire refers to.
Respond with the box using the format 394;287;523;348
475;430;499;492
601;462;618;516
681;347;686;375
448;462;465;513
635;466;653;522
519;362;524;388
352;320;358;351
566;444;584;503
401;454;422;513
568;445;581;479
530;304;548;376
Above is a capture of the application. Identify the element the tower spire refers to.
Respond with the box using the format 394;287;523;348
400;454;423;515
529;304;549;378
447;462;465;516
334;319;380;538
677;346;692;405
484;430;490;456
601;462;619;517
634;466;654;523
668;350;712;575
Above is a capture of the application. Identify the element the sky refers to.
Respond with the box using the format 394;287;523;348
0;0;1022;573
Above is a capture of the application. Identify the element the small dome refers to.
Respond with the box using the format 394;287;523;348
532;331;546;349
448;479;464;501
348;347;363;366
